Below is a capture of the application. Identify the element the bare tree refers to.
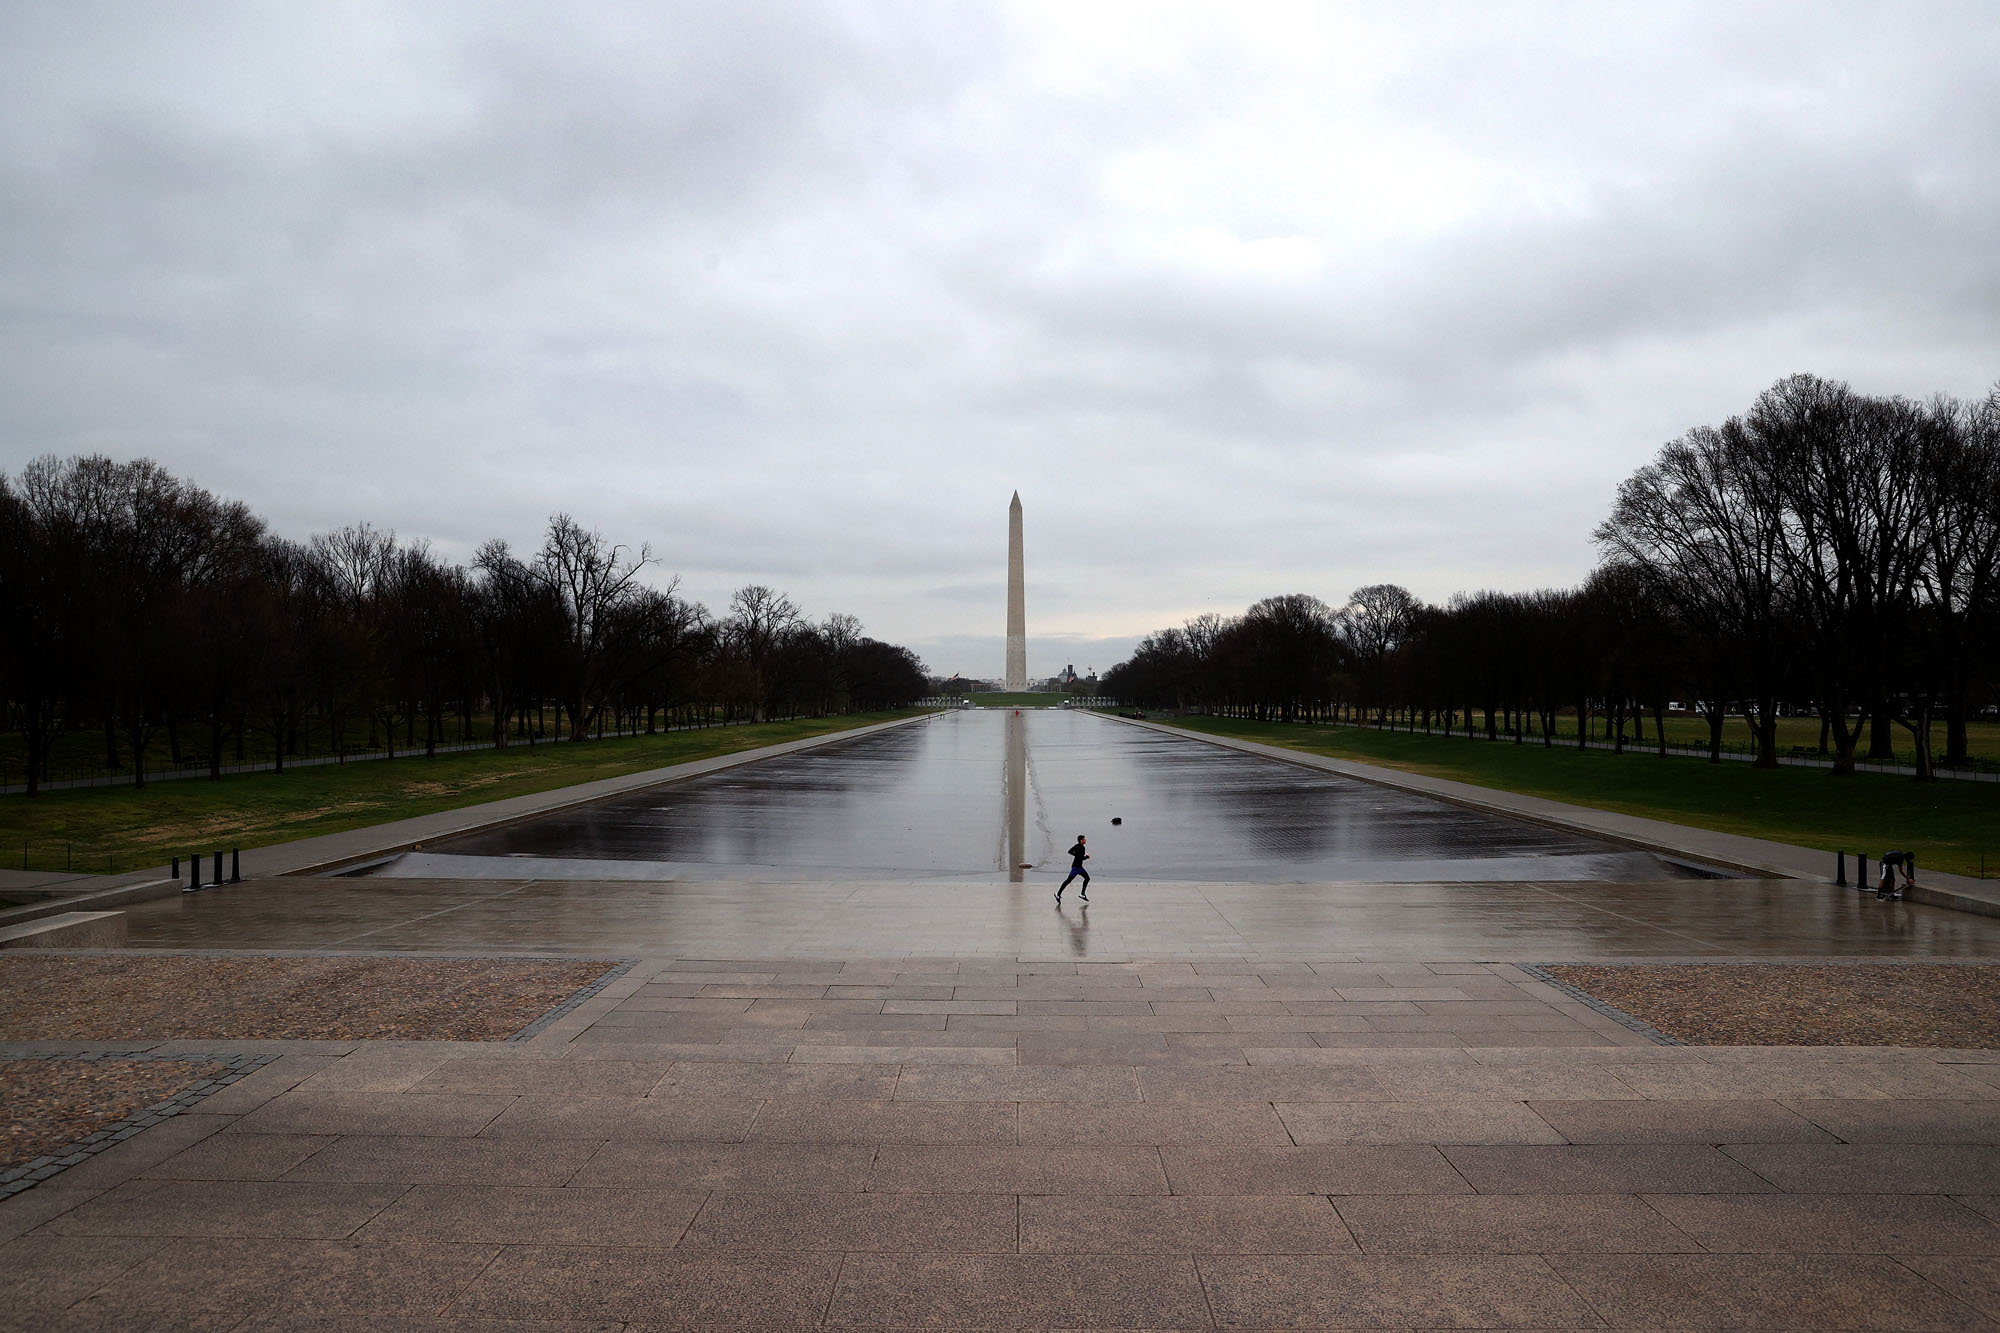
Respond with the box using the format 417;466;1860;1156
309;522;397;753
1338;583;1422;725
1895;391;2000;777
1750;378;1928;775
725;584;803;722
531;514;654;741
1598;418;1793;765
0;464;92;794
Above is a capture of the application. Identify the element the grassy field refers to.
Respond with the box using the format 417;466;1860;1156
0;710;927;877
967;692;1070;708
1167;715;2000;880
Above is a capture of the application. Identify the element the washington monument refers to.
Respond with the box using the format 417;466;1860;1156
1005;491;1027;690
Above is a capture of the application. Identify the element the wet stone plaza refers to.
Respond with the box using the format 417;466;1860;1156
127;710;2000;961
7;710;2000;1330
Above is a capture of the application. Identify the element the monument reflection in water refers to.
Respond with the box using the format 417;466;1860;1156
1004;709;1028;881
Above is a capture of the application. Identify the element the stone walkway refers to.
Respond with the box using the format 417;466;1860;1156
4;952;1998;1329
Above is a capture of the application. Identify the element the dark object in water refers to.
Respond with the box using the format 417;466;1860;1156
1111;817;1122;825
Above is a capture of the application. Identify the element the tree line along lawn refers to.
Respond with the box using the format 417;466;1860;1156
0;706;719;790
1166;715;2000;880
1514;712;2000;768
0;709;929;877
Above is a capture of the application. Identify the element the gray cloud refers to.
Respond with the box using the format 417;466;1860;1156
3;2;1997;679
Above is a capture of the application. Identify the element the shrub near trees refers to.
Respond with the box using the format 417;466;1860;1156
0;456;929;795
1104;375;2000;780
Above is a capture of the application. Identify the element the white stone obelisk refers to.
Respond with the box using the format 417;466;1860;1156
1005;492;1027;690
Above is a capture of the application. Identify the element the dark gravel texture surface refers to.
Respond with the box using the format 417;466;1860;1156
1545;962;2000;1047
0;955;619;1041
1;1058;224;1169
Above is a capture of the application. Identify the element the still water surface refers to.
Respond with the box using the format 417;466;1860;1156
365;710;1689;882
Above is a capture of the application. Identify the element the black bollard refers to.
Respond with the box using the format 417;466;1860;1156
172;856;180;880
1858;852;1869;892
230;848;241;883
191;853;202;891
212;852;223;887
1836;851;1847;887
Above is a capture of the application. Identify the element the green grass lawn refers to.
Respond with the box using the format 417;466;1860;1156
967;692;1070;708
0;710;928;877
1166;715;2000;880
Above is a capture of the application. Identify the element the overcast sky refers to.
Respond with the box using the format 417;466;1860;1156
3;3;1997;678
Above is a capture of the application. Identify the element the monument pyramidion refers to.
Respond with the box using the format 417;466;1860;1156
1005;491;1027;691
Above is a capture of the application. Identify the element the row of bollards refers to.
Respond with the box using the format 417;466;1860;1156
181;848;242;893
1836;850;1879;890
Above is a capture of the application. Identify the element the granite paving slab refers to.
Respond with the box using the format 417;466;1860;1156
1276;1099;1567;1145
51;1237;501;1330
142;1131;336;1181
1786;1098;2000;1143
1525;1097;1837;1144
823;1253;1210;1329
1550;1251;1995;1330
1018;1194;1356;1254
1196;1252;1603;1328
448;1246;841;1324
679;1190;1017;1253
279;1136;603;1187
476;1095;752;1142
361;1184;705;1246
744;1098;1018;1145
1721;1142;2000;1194
1643;1192;2000;1253
1903;1255;2000;1325
1333;1192;1697;1254
231;1092;515;1138
1160;1145;1471;1196
1441;1144;1782;1194
566;1141;877;1192
868;1145;1170;1195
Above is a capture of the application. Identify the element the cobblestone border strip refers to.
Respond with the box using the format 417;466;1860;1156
509;960;638;1042
0;1050;277;1199
1519;964;1684;1046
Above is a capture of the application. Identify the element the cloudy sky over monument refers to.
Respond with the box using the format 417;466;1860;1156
2;3;1997;677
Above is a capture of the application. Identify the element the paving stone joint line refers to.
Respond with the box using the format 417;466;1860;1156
0;1050;276;1198
507;958;640;1041
1516;964;1683;1046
